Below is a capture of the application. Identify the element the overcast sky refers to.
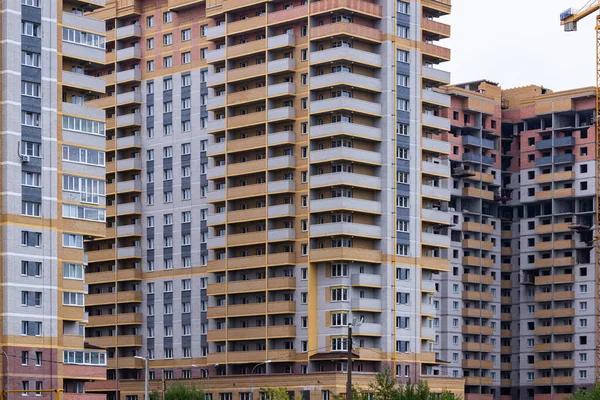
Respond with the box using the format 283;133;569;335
444;0;597;91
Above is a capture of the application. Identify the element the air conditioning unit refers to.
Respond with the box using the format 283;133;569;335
21;155;30;163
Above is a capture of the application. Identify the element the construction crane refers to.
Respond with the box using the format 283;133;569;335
560;0;600;380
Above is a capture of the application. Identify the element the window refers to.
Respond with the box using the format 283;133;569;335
397;171;408;184
63;116;105;136
181;28;191;41
397;99;409;111
22;0;41;6
147;16;155;27
63;263;83;280
164;281;173;292
63;292;84;306
182;188;191;200
397;147;409;159
21;321;41;336
397;50;409;63
22;81;41;97
396;268;409;280
22;381;29;396
397;220;409;232
396;340;410;352
21;292;42;307
22;171;41;187
396;244;409;256
62;28;105;48
181;52;191;64
163;11;172;23
147;60;154;72
331;287;348;301
397;196;409;207
397;1;409;13
21;261;41;277
396;292;409;305
22;201;40;217
397;74;409;87
331;264;348;277
21;51;40;67
21;111;41;128
396;316;409;329
22;231;41;247
62;145;105;166
331;312;348;327
163;56;173;68
397;26;409;38
22;21;41;37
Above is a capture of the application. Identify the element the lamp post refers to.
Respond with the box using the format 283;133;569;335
134;356;149;400
0;350;9;400
250;360;271;400
192;364;212;391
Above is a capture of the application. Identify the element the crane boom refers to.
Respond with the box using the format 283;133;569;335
560;1;600;30
560;0;600;384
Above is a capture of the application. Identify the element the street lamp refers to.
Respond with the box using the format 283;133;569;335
0;350;9;400
250;360;271;400
134;356;149;400
191;364;212;391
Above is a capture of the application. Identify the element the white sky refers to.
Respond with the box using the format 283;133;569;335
444;0;597;91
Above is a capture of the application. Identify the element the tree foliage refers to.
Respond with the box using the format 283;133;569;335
332;368;461;400
260;387;292;400
572;382;600;400
150;382;205;400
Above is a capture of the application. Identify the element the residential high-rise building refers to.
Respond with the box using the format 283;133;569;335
83;0;467;399
500;85;597;400
0;0;108;397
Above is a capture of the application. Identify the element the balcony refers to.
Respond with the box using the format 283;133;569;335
462;273;494;285
534;308;575;319
421;42;451;61
268;204;295;218
63;102;105;121
422;113;450;131
268;82;296;97
421;18;451;38
422;66;450;84
87;313;142;327
462;291;494;302
268;4;309;24
116;46;141;61
207;71;226;86
311;0;382;17
116;224;142;236
462;342;494;353
267;107;295;121
422;137;450;154
206;24;226;39
228;39;266;59
267;179;296;193
310;47;381;67
534;291;575;302
268;252;297;266
227;208;266;224
422;89;450;107
462;222;494;234
268;155;296;169
311;72;382;91
310;247;381;263
116;113;142;127
310;172;381;189
351;273;382;287
421;256;450;272
206;48;226;62
63;11;105;34
421;184;450;201
463;256;494;268
268;228;295;241
227;112;265;129
534;257;575;268
422;0;451;15
462;308;494;319
63;42;105;63
115;135;142;148
267;33;295;49
462;325;494;336
268;131;296;146
116;246;142;259
268;58;296;73
310;122;381;141
310;197;381;214
168;0;205;10
228;15;266;36
462;360;494;369
535;222;571;234
463;239;494;251
422;208;452;226
554;154;576;164
311;23;382;42
421;232;450;247
116;179;142;192
535;240;574;251
311;147;381;165
228;87;266;106
116;69;142;83
62;71;106;93
351;298;382;311
535;171;575;183
116;24;141;39
311;222;382;238
462;187;494;200
535;274;574;285
311;97;381;116
116;91;142;106
227;135;266;153
422;161;450;177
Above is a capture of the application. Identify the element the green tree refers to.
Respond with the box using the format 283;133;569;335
150;382;205;400
260;387;292;400
572;382;600;400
